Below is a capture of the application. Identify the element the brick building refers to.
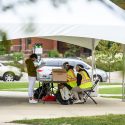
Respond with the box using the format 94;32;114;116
11;37;57;56
11;37;91;57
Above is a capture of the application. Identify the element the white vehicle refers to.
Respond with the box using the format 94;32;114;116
37;58;108;82
0;62;22;81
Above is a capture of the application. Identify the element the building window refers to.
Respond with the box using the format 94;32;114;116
25;38;31;50
19;39;22;51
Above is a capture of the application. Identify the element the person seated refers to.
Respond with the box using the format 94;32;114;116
56;62;77;105
56;83;73;105
72;64;93;104
62;62;77;90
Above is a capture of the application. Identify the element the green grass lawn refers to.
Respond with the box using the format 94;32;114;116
0;82;39;91
99;87;122;94
99;83;122;85
0;82;57;91
0;82;123;97
12;114;125;125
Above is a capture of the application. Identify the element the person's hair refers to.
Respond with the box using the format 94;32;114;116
30;54;37;59
76;64;84;71
63;62;69;67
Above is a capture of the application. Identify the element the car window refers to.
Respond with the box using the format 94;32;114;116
68;60;75;67
44;60;59;67
75;61;90;69
58;60;67;67
58;60;75;67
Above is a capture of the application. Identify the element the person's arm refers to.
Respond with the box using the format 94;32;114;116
77;73;82;86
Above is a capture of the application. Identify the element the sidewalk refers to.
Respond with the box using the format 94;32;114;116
0;92;125;125
0;90;122;99
0;91;27;97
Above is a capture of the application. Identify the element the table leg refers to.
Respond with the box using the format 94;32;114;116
38;82;43;102
51;82;54;94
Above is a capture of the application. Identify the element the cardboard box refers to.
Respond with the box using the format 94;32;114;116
52;69;67;82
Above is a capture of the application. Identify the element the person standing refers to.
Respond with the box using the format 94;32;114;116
25;54;38;104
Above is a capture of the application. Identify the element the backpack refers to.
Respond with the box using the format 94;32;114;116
42;95;56;101
56;87;73;105
34;83;49;99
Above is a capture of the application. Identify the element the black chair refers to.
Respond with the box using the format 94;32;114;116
83;80;99;104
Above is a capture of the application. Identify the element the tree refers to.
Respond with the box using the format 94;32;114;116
95;40;122;83
0;31;11;55
48;50;60;57
12;52;24;62
0;44;5;55
64;44;81;57
111;0;125;9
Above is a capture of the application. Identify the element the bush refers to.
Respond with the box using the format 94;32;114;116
12;52;24;62
96;60;123;72
64;51;76;57
48;50;59;57
0;45;5;55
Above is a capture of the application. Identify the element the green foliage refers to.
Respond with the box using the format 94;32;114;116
111;0;125;9
12;52;24;62
111;0;125;3
95;40;122;72
0;31;11;54
48;50;59;57
0;44;5;55
64;44;81;57
96;59;123;72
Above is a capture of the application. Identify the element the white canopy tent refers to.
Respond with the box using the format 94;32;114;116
0;0;125;100
0;0;125;46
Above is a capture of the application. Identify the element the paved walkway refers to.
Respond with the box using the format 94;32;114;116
99;85;122;88
0;91;122;99
99;94;122;96
0;93;125;125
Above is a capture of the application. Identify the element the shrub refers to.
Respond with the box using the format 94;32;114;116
48;50;59;57
96;59;123;72
12;52;24;62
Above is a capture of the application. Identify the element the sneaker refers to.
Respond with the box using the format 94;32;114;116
73;100;81;104
81;99;85;103
29;99;38;104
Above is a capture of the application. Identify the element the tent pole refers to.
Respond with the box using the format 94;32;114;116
122;44;125;102
91;39;95;83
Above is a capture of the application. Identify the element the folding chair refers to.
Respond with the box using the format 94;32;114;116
83;80;99;104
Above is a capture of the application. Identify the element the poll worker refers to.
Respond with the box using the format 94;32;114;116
72;64;93;103
62;62;77;90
